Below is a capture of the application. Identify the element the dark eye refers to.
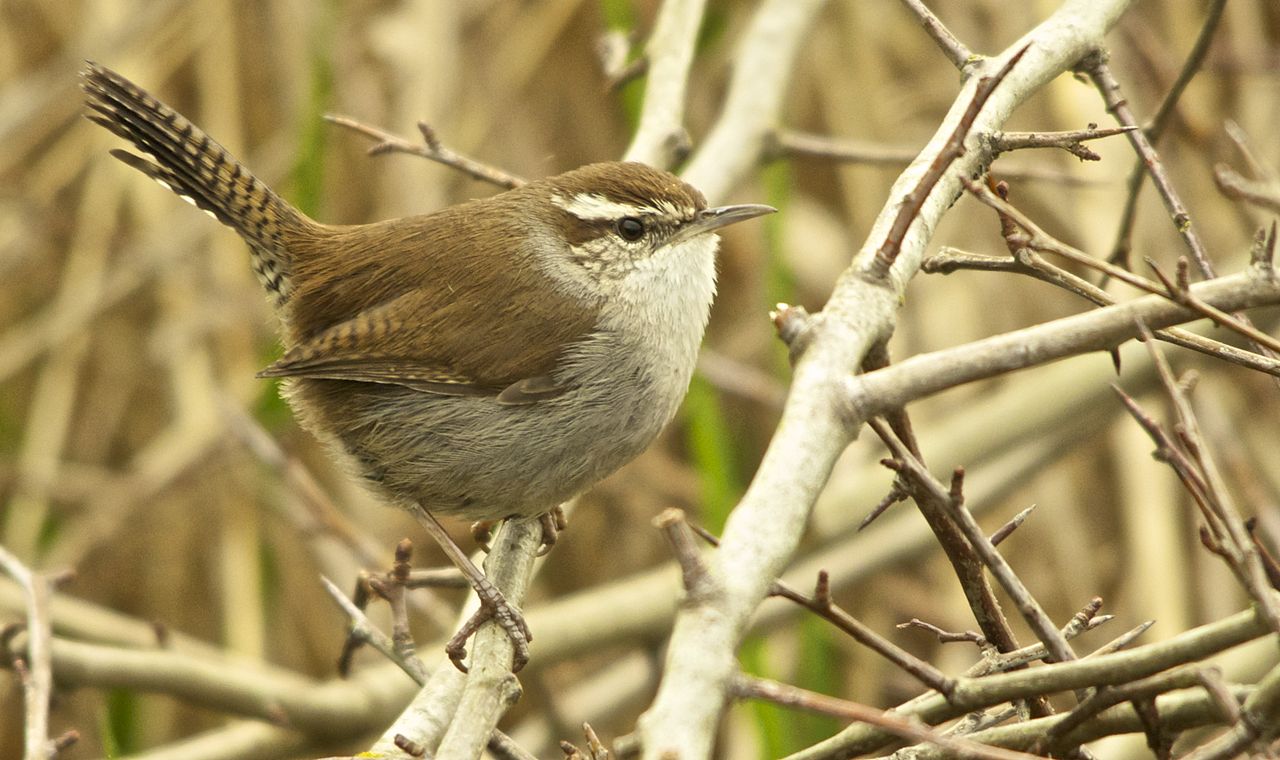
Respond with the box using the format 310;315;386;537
616;216;645;241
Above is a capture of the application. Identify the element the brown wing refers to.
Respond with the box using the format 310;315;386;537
259;228;600;401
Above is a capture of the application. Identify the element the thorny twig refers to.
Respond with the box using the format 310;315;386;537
325;114;525;189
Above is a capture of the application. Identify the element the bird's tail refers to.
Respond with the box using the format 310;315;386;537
81;61;307;304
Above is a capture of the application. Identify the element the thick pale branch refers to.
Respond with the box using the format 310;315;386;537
623;0;706;167
680;0;827;200
639;2;1134;757
847;269;1280;418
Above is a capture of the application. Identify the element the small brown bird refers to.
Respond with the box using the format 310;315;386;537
81;62;772;671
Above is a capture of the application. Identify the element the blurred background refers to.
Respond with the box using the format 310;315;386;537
1;0;1278;757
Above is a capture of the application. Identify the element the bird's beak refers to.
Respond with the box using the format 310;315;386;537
672;203;776;244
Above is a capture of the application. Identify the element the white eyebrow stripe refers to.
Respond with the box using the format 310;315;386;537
551;193;651;221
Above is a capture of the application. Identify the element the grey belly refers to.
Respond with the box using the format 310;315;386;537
286;370;677;521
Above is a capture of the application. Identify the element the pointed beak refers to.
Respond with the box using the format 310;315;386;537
673;203;775;244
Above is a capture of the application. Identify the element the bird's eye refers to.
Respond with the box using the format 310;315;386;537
616;216;645;241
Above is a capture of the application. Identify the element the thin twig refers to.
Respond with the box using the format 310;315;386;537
1117;322;1280;637
873;420;1079;666
925;240;1280;379
774;130;1104;186
895;0;973;70
868;44;1030;279
654;509;717;602
324;114;524;189
770;571;956;697
990;126;1136;161
1146;258;1280;355
989;505;1036;547
321;575;428;686
1106;0;1228;267
733;674;1043;760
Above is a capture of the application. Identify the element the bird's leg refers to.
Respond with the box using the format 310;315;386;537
411;507;532;673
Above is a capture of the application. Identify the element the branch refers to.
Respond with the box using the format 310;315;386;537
896;0;973;70
622;0;705;167
433;518;542;758
1107;0;1228;265
846;268;1280;420
323;114;524;189
733;674;1041;760
789;602;1274;758
638;3;1134;757
989;125;1136;160
869;44;1030;279
679;0;826;201
0;545;72;760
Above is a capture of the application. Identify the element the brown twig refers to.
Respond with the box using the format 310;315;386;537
898;619;987;646
370;540;421;669
1106;0;1228;268
731;673;1044;760
1088;49;1209;273
1145;257;1280;355
653;509;717;602
962;180;1280;378
857;481;909;532
685;521;954;696
769;571;956;697
989;505;1036;547
967;615;1136;679
924;242;1280;379
868;45;1030;280
773;130;1103;186
322;575;428;686
1085;50;1280;376
1114;323;1280;637
865;416;1046;717
324;114;525;189
559;723;611;760
990;126;1137;161
875;422;1080;667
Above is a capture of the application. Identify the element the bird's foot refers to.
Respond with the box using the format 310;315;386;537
469;519;497;552
445;574;533;673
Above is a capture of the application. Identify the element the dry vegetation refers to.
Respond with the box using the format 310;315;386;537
2;1;1280;759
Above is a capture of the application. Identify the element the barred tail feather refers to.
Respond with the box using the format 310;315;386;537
81;61;303;303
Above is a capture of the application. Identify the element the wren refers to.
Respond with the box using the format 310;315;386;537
81;62;773;671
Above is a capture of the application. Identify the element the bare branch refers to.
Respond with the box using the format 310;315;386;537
896;0;973;70
990;125;1136;160
733;674;1042;760
623;0;705;167
846;269;1280;420
324;114;524;189
640;5;1135;756
868;44;1029;279
0;545;61;760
